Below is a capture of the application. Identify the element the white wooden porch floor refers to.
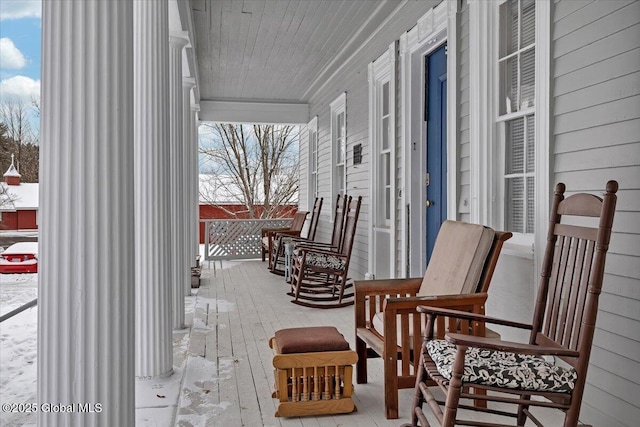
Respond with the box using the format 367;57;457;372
136;260;563;427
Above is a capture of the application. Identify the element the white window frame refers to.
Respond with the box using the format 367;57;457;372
307;116;318;209
368;42;397;279
469;0;550;266
330;93;347;214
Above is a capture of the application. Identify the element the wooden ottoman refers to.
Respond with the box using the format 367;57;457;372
269;326;358;417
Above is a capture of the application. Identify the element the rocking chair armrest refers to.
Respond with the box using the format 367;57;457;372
444;333;580;358
417;306;534;331
294;241;336;249
261;227;292;237
274;230;303;238
384;293;489;312
354;277;423;295
297;246;344;258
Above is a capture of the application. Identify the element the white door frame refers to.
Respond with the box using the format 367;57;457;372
399;1;457;276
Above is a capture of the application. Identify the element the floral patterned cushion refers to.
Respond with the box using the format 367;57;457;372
426;340;577;394
296;252;346;270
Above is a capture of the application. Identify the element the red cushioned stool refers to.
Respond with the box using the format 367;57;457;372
269;326;358;417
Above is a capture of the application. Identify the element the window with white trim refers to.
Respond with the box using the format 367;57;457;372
498;0;535;235
380;81;392;226
330;93;347;203
307;116;318;208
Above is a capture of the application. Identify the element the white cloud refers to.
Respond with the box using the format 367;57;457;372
0;38;27;69
0;75;40;103
0;1;41;21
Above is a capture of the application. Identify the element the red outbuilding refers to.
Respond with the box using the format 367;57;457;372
1;156;39;231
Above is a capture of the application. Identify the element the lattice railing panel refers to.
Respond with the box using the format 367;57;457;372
204;218;292;261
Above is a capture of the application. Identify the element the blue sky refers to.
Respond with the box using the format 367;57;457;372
0;0;41;130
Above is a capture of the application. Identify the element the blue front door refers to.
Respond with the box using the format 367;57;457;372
426;44;447;262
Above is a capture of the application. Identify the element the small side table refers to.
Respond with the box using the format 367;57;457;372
284;243;294;283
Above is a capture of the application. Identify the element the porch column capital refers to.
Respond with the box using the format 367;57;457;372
39;1;134;424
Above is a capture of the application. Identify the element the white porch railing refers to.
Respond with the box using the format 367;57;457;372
203;218;292;262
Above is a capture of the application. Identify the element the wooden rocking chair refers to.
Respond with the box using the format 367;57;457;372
290;196;362;308
261;210;308;266
355;221;512;419
269;197;323;275
407;181;618;427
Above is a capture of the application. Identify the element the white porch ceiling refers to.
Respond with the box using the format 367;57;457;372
191;0;405;123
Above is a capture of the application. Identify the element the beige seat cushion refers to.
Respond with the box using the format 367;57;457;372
417;221;495;296
372;312;500;348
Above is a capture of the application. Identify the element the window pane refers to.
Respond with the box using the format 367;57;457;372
499;0;518;57
337;113;344;139
385;187;391;220
384;153;390;186
506;177;524;233
521;0;536;47
506;118;524;174
336;165;344;193
382;117;389;150
520;48;535;109
526;176;535;233
526;115;535;173
500;55;519;114
382;82;390;116
310;130;317;172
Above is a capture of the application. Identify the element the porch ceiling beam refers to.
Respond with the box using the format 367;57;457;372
199;99;309;125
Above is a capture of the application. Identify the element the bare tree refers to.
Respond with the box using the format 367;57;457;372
0;183;19;212
199;124;299;219
0;97;38;181
31;95;40;119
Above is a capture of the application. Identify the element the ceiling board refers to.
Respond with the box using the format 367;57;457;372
194;0;406;103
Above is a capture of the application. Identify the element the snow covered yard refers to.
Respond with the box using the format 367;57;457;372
0;273;38;427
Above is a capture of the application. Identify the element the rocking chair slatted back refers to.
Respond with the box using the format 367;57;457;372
331;194;348;250
534;182;618;367
306;197;323;241
339;196;361;257
289;211;308;232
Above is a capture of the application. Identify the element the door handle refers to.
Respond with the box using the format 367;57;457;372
425;200;435;207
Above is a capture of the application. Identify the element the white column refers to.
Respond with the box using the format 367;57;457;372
191;107;201;266
134;0;173;378
39;1;134;425
169;34;189;329
182;78;196;295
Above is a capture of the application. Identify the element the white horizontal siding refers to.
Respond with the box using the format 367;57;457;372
458;1;471;223
552;1;640;425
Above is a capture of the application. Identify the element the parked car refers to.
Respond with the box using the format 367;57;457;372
0;242;38;274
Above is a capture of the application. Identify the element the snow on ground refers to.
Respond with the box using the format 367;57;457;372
0;273;38;427
0;244;244;427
